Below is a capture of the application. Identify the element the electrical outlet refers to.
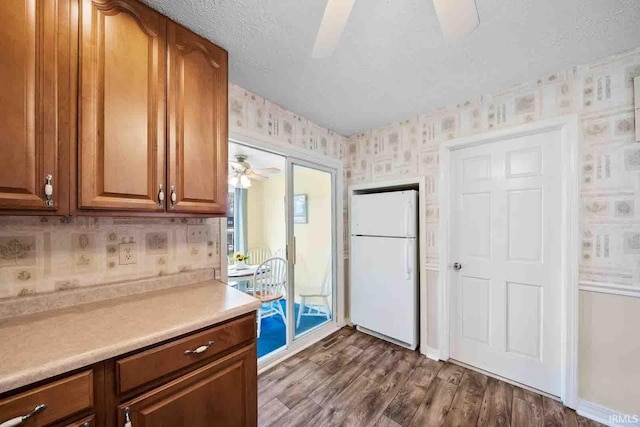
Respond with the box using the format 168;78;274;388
119;243;137;265
187;225;210;243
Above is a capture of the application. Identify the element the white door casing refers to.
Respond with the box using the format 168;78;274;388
439;116;579;407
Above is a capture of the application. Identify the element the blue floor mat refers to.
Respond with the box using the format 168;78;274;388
257;299;330;358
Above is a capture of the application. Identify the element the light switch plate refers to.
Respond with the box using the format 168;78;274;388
119;243;137;265
187;225;210;243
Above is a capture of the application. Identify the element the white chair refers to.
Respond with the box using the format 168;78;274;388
273;247;286;259
247;246;272;266
253;257;287;338
296;261;332;328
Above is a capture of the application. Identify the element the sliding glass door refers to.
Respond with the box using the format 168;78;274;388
227;141;339;362
286;160;336;342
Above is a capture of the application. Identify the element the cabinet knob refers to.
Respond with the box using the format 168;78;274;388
44;174;53;207
170;185;177;209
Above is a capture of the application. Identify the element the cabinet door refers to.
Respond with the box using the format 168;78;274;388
119;344;257;427
167;22;228;215
78;0;166;212
0;0;70;213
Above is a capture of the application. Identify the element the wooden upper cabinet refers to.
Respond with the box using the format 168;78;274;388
0;0;70;214
167;22;228;215
78;0;166;212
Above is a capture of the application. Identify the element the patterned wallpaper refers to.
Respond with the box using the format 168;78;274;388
346;48;640;288
0;85;346;301
228;84;347;161
0;216;222;299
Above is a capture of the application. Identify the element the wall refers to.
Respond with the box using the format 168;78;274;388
579;291;640;416
346;47;640;415
246;169;332;300
0;216;221;299
246;175;286;256
292;167;332;294
0;84;346;302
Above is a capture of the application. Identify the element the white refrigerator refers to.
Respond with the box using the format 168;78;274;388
350;190;418;349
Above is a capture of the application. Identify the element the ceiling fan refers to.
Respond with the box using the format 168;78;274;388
228;155;280;189
312;0;479;58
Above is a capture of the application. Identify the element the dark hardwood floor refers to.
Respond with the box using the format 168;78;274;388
258;327;602;427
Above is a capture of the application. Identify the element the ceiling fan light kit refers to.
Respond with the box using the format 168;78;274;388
229;154;280;189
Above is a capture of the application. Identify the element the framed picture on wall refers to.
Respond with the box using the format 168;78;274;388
293;194;308;224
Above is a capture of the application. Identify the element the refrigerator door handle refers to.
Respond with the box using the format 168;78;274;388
405;239;412;280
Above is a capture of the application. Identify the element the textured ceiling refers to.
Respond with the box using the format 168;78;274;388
142;0;640;136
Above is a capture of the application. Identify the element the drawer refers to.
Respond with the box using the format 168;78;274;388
0;371;93;427
63;414;95;427
116;313;255;394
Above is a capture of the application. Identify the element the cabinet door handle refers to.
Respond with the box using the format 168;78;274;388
170;185;177;209
123;407;132;427
44;174;53;207
0;404;47;427
157;184;165;208
184;340;214;355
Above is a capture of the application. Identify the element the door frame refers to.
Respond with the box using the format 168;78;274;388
348;177;429;356
438;115;580;407
222;132;346;371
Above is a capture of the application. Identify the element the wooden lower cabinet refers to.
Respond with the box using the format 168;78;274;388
118;345;256;427
0;313;257;427
65;414;96;427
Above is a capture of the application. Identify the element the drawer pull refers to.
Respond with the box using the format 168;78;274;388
184;340;214;356
123;407;132;427
44;174;54;207
0;404;47;427
170;185;176;209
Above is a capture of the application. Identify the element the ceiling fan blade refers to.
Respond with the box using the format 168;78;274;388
433;0;479;39
252;167;281;176
229;162;248;173
312;0;356;59
245;172;268;181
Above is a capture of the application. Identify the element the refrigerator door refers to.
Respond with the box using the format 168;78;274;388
350;235;417;348
351;191;417;238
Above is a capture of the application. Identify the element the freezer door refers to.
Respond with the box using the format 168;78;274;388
351;191;417;238
350;235;417;347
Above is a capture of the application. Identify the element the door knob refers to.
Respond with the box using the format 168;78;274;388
453;262;462;271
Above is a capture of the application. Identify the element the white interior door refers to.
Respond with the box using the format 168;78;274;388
449;130;563;396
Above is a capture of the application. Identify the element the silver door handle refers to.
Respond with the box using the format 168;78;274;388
44;174;53;207
453;262;462;271
184;340;214;355
170;185;177;209
0;404;47;427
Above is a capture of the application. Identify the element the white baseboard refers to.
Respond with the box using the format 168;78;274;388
425;346;441;361
577;399;640;427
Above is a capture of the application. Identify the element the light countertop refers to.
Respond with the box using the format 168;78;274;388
0;280;260;394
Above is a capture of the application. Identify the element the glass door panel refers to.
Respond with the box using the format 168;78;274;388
288;162;335;339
